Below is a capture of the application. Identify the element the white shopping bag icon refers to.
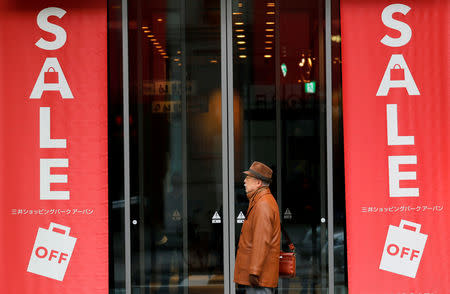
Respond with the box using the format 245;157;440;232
379;219;427;278
27;222;77;281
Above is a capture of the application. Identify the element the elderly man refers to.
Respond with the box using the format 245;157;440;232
234;161;281;294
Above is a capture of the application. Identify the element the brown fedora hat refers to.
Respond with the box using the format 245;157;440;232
243;161;272;183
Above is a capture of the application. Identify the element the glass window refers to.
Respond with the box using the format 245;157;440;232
231;0;329;293
108;0;126;292
126;0;224;293
332;0;347;292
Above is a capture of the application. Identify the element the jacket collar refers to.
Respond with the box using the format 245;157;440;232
246;186;271;215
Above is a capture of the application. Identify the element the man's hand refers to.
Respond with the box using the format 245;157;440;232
249;274;259;287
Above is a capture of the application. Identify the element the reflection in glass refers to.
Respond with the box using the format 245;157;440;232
332;0;348;292
232;0;329;293
108;0;126;292
127;0;223;293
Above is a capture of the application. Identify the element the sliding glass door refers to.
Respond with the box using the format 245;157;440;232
229;0;329;293
127;0;224;293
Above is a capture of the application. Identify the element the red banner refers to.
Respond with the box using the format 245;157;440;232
341;0;449;292
0;1;108;293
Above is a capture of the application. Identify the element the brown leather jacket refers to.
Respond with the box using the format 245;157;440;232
234;187;281;288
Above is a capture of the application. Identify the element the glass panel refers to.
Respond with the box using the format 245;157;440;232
127;0;223;293
331;0;348;293
108;0;126;292
232;0;329;293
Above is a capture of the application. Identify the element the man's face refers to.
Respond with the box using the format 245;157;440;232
244;175;261;194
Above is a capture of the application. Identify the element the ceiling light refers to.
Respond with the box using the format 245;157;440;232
266;21;275;25
235;22;244;25
237;41;246;44
239;55;247;58
266;11;275;15
264;55;272;58
237;35;246;38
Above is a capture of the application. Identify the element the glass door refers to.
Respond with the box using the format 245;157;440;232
127;0;224;293
230;0;329;293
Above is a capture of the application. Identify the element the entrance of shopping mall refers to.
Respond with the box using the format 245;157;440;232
108;0;345;293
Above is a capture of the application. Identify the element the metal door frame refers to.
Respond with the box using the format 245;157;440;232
221;0;234;293
220;0;335;293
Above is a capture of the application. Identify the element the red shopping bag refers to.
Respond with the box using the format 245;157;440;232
390;64;404;80
44;67;59;83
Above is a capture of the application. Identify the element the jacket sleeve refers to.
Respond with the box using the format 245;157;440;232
249;201;273;276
